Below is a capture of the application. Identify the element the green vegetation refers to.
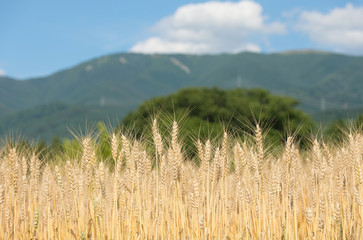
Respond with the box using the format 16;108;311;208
122;87;314;156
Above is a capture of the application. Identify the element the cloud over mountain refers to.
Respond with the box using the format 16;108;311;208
296;4;363;54
131;0;285;54
0;68;6;77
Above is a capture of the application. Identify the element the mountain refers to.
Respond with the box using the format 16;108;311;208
0;76;40;114
1;51;363;140
0;103;123;142
312;107;363;124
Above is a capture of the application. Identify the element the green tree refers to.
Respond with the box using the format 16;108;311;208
121;87;314;156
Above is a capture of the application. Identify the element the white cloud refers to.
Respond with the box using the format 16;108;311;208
131;0;285;54
282;8;301;19
296;4;363;53
0;68;6;77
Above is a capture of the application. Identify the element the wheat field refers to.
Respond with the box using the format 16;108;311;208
0;120;363;239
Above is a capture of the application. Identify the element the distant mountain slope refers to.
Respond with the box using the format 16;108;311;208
312;107;363;123
0;76;40;114
0;51;363;140
0;103;126;142
1;52;362;115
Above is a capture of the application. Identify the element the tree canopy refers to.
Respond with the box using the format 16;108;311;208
121;87;314;153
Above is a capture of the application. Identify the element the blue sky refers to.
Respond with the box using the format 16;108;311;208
1;0;363;79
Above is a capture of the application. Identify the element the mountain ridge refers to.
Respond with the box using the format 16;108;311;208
2;51;363;112
1;51;363;141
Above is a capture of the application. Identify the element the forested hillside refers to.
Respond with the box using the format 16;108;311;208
1;51;362;140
